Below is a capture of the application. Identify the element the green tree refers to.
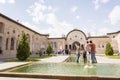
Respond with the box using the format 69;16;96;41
46;43;53;55
16;33;30;60
38;50;43;57
105;42;114;56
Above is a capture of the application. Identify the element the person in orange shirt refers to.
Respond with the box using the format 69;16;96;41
89;40;97;63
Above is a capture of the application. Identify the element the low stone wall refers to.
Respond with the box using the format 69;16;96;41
0;72;119;80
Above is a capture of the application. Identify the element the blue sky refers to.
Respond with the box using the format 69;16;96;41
0;0;120;37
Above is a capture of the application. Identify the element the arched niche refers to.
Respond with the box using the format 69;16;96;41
0;22;4;33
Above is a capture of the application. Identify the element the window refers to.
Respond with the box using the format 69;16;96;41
13;30;15;33
102;45;104;48
51;42;53;48
113;36;115;38
65;45;68;49
75;35;77;38
7;32;9;34
18;35;20;37
69;45;71;49
22;31;24;34
54;42;57;48
26;34;30;43
0;37;2;50
6;38;8;50
0;22;4;33
10;38;14;50
16;40;18;49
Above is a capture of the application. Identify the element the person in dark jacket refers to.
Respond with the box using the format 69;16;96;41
80;45;87;64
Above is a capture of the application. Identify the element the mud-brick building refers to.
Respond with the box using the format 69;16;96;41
0;13;120;58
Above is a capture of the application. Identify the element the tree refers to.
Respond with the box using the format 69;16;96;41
38;50;43;57
16;33;30;60
46;43;53;55
105;42;114;56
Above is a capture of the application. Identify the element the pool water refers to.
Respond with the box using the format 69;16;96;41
8;62;120;77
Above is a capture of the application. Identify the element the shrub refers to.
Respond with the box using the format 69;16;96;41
16;33;30;60
46;43;53;55
105;42;114;56
38;50;42;57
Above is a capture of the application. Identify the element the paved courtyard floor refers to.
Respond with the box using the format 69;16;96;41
39;55;69;63
96;56;120;63
0;62;29;70
0;77;59;80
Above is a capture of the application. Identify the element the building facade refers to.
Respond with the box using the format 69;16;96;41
0;13;49;57
0;13;120;58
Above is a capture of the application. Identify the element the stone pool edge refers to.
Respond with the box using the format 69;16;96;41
0;72;120;80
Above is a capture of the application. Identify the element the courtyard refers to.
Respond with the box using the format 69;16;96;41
0;55;120;80
0;0;120;80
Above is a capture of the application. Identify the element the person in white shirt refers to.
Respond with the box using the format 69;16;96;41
85;41;91;64
75;44;80;63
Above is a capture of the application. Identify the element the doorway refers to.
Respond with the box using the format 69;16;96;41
72;41;80;50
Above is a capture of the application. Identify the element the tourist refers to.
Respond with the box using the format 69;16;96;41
89;40;97;63
75;44;80;63
80;44;87;64
85;41;91;64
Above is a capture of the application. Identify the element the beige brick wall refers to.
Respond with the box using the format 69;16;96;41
107;34;118;51
88;37;110;54
48;38;65;52
117;33;120;53
0;14;119;57
0;16;48;56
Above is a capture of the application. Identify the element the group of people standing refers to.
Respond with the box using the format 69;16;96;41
75;40;97;64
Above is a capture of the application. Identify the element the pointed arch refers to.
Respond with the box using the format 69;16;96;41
0;22;4;33
6;38;9;50
26;33;30;43
10;38;14;50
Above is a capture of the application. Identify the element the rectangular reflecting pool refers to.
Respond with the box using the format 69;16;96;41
1;56;120;80
4;62;120;77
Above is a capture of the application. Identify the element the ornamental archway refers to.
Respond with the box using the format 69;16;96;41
66;29;87;50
